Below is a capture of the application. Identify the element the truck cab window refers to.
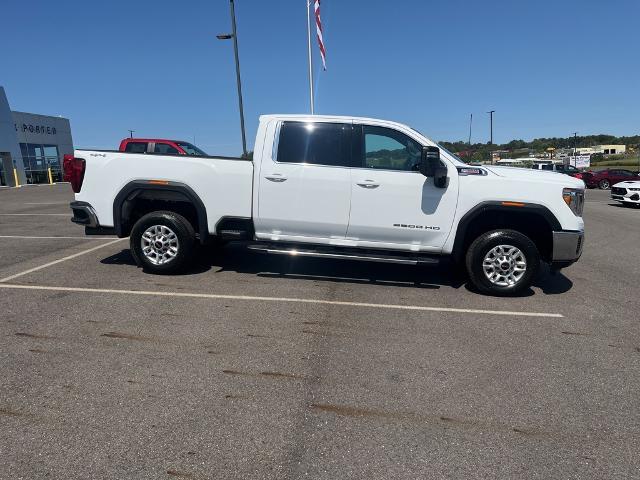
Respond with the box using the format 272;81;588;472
176;142;207;156
276;121;352;167
124;142;148;153
154;143;180;154
362;125;421;171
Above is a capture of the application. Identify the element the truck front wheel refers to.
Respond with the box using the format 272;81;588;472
130;211;196;274
465;229;540;296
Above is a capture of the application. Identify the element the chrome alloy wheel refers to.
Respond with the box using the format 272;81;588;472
141;225;180;265
482;244;527;287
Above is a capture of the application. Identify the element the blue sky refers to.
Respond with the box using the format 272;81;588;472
1;0;638;155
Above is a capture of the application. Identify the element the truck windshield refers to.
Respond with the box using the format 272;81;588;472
436;143;466;164
176;142;207;156
409;127;466;164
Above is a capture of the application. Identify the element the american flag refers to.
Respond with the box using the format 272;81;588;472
314;0;326;70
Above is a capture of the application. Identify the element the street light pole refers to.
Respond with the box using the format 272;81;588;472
572;132;578;167
217;0;248;157
487;110;495;145
128;130;134;138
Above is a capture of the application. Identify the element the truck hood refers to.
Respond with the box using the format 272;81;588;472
484;165;585;188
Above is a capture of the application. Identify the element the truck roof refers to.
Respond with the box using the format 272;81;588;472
259;114;415;131
121;138;188;143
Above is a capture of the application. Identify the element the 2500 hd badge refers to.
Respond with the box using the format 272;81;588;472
393;223;440;230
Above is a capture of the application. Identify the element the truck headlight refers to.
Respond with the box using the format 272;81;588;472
562;188;584;217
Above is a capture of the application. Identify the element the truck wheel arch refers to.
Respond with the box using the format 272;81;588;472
113;180;208;242
451;201;562;263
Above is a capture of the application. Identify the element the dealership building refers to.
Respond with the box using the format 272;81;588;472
0;86;74;186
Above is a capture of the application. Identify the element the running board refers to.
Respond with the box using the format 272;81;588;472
247;244;439;266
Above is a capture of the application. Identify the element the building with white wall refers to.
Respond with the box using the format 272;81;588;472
576;145;626;155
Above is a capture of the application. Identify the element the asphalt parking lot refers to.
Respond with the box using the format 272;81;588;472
1;184;639;479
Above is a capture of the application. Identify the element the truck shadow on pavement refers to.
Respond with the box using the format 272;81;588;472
101;245;573;295
205;244;465;290
534;265;574;295
608;202;640;209
99;248;214;275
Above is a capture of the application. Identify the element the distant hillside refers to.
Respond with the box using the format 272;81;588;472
440;134;640;162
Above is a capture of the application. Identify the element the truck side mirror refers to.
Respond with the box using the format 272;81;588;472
420;146;448;188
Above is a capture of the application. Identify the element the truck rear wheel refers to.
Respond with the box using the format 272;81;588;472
465;229;540;296
130;211;196;274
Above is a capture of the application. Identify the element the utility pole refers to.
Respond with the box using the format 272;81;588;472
468;113;473;145
487;110;495;144
217;0;248;157
572;132;578;167
128;130;134;138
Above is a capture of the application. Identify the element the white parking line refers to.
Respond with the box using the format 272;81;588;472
0;235;116;240
0;283;563;318
0;238;126;283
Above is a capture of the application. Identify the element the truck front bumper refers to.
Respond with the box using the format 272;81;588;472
550;230;584;269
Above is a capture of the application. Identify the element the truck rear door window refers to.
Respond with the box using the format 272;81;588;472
276;121;352;167
124;142;148;153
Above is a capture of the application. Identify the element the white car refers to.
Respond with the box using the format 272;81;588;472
611;181;640;207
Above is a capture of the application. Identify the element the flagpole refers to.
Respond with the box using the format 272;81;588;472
306;0;314;114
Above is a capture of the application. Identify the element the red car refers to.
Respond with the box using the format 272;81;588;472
581;168;640;189
554;164;585;179
119;138;207;156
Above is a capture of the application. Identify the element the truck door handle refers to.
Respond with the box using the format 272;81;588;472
357;180;379;189
265;174;287;182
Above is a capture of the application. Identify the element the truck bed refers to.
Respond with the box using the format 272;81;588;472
74;149;254;234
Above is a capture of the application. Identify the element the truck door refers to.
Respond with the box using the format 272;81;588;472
255;121;355;242
346;124;459;251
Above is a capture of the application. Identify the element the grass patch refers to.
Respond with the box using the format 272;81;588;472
589;165;640;173
591;157;640;167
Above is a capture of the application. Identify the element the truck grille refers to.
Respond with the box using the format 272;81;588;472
611;187;627;195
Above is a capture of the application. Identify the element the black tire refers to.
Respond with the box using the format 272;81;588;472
598;179;610;189
465;229;540;296
130;211;196;274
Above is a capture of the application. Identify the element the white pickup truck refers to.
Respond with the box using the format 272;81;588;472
66;114;585;295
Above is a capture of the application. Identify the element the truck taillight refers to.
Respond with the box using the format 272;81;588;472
63;154;86;193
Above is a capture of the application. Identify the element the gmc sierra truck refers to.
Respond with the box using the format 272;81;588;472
65;115;585;295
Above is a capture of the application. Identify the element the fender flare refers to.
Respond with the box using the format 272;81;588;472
451;201;562;262
113;180;208;242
